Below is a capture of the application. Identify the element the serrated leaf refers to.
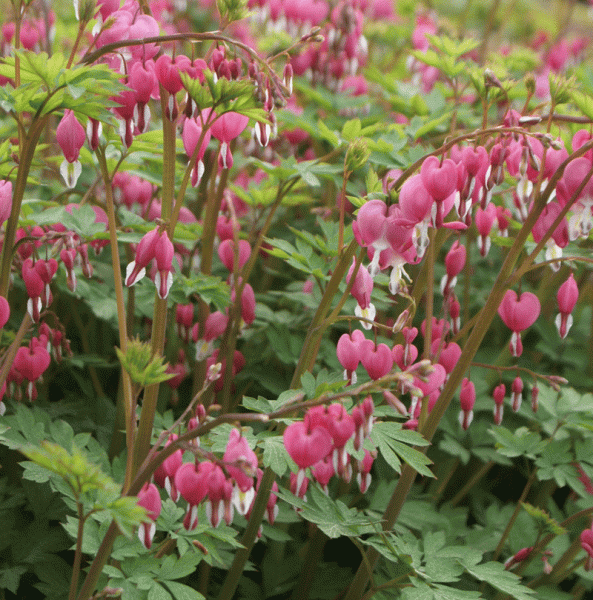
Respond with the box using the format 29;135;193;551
162;581;205;600
488;426;544;459
461;560;535;600
156;553;202;581
149;581;172;600
261;435;290;477
372;421;434;477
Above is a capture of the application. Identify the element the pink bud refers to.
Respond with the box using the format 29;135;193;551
459;377;475;430
218;239;251;272
505;546;533;570
125;228;160;287
531;384;539;413
56;110;85;163
0;296;9;328
445;241;466;278
154;231;174;299
581;528;593;570
511;376;523;412
0;180;12;225
557;273;579;314
137;482;161;549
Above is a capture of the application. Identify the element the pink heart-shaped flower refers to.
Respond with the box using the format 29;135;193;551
497;290;541;333
283;422;332;469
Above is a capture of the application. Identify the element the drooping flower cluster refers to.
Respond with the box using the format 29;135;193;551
283;398;375;497
139;426;278;548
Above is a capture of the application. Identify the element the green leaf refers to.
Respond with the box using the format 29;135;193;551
116;338;174;387
341;118;362;141
260;435;290;477
276;485;378;539
156;553;202;581
488;426;544;459
149;581;173;600
172;274;230;312
162;581;205;600
0;566;28;594
461;559;535;600
372;421;434;477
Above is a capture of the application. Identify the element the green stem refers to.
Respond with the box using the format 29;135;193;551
291;526;327;600
69;503;85;600
132;99;177;478
75;521;120;600
450;461;494;507
492;469;537;562
96;149;135;492
0;117;47;297
217;467;275;600
290;239;358;388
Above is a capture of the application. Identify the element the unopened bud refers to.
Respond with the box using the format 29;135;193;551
346;139;371;172
74;0;97;22
518;115;541;125
207;362;222;382
484;68;503;90
392;309;410;334
531;384;539;413
383;390;408;416
192;540;209;554
524;73;536;95
541;550;553;575
504;546;533;570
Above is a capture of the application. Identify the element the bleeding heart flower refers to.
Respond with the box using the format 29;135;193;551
137;483;161;549
556;273;579;339
283;421;333;470
497;290;541;357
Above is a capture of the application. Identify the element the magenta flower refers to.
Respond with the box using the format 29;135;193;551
210;111;249;169
0;296;9;329
137;483;161;549
360;342;393;381
174;462;210;531
459;377;475;430
493;383;506;425
0;180;12;226
497;290;541;357
556;273;578;339
581;527;593;571
511;376;523;412
56;110;85;187
347;259;375;329
283;421;333;471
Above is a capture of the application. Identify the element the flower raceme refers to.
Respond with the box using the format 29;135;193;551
284;401;374;494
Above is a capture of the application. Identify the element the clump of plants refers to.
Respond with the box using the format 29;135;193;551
2;1;593;599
